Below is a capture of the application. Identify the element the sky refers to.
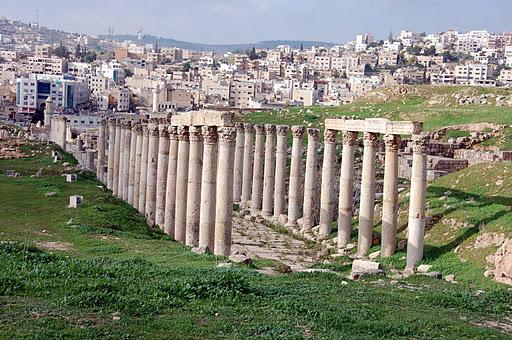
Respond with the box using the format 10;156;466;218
2;0;511;44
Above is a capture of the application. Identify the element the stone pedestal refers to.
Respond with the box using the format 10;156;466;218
233;123;244;202
381;134;400;257
303;128;320;230
261;125;276;217
319;129;337;236
138;125;150;214
338;131;358;249
97;119;107;183
112;120;122;196
273;125;289;219
174;126;190;243
286;125;305;227
214;127;236;257
133;124;144;208
155;124;170;228
145;122;159;226
128;122;138;205
164;127;179;237
122;121;131;201
250;125;265;215
107;118;116;190
406;135;429;268
357;132;379;256
240;123;254;209
186;127;203;247
199;126;218;251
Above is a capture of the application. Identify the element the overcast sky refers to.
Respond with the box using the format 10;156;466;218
2;0;510;44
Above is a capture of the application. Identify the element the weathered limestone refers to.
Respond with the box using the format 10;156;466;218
325;118;422;135
199;126;218;251
338;131;358;249
174;126;190;243
303;128;320;230
286;125;305;228
138;125;150;214
117;123;126;198
145;122;159;226
122;121;131;201
240;123;254;209
128;122;138;205
133;123;144;208
406;134;430;267
233;123;244;202
112;120;122;196
250;124;265;215
273;125;289;219
381;134;401;257
261;124;276;217
357;132;379;256
164;127;179;237
107;118;116;190
214;127;236;256
155;124;170;228
186;126;203;247
319;129;337;236
97;119;107;183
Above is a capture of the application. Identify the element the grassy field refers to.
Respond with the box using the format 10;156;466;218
1;143;512;338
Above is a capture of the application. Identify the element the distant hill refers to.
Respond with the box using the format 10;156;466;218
100;34;336;52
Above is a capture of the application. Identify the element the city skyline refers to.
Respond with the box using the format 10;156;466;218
2;0;511;44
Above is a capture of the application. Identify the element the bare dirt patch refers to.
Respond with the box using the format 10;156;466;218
34;241;73;251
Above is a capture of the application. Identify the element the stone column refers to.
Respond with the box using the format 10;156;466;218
164;127;179;237
214;127;236;257
138;125;150;214
117;123;126;198
112;120;122;196
319;129;337;236
145;122;159;226
128;122;138;206
107;118;116;190
186;126;203;247
357;132;379;256
233;123;244;202
303;128;320;231
286;125;305;228
199;126;218;251
250;124;265;215
381;134;401;258
174;126;190;243
97;118;107;183
133;123;144;208
122;121;131;201
406;135;429;268
155;124;170;228
240;123;254;209
273;125;289;219
261;124;276;217
338;131;358;249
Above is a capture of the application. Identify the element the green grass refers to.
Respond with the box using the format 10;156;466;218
1;143;512;338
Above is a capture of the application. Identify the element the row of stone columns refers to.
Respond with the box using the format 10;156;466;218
97;117;237;257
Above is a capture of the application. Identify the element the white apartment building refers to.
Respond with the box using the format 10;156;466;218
454;64;493;84
28;57;68;75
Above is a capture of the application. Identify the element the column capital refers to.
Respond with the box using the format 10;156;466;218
189;126;203;142
384;134;401;151
411;134;430;154
134;122;143;136
235;122;245;133
307;128;320;140
342;131;358;146
177;126;190;142
254;124;265;135
108;117;117;126
219;127;237;146
324;129;337;144
202;126;218;145
244;123;254;133
291;125;305;138
168;126;179;141
142;125;150;136
159;124;170;138
100;118;108;127
363;132;379;147
148;123;159;137
276;125;289;136
148;117;160;125
265;124;276;135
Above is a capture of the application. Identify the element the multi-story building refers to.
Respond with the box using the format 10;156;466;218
454;64;493;85
28;57;68;75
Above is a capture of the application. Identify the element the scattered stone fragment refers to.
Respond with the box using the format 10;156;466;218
191;246;210;255
229;253;252;265
350;260;383;280
417;264;433;273
68;195;83;208
445;274;456;283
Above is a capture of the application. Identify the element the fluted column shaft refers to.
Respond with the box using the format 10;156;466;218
273;125;289;219
145;122;159;226
122;121;131;201
128;122;138;205
233;123;244;202
174;126;190;243
240;123;254;209
357;132;379;256
303;128;320;230
319;129;337;236
214;127;236;257
112;120;122;196
199;126;218;251
286;125;305;227
107;119;116;190
138;126;150;214
338;131;358;249
250;125;265;214
406;135;429;268
381;134;401;257
261;125;276;217
164;127;179;237
155;125;170;228
186;127;203;247
97;119;107;183
133;124;143;208
118;124;126;198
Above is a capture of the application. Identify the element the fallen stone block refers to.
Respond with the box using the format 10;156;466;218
66;174;77;183
350;260;383;280
229;253;252;265
417;264;433;273
191;246;211;255
68;195;83;208
6;169;15;177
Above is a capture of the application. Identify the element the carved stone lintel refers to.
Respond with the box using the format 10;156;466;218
307;128;320;140
363;132;379;148
412;134;430;154
218;127;237;145
291;125;305;138
324;129;337;144
168;126;179;141
254;124;265;135
342;131;358;146
276;125;289;136
177;126;190;142
244;123;254;133
202;126;218;145
384;134;401;152
265;124;276;135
